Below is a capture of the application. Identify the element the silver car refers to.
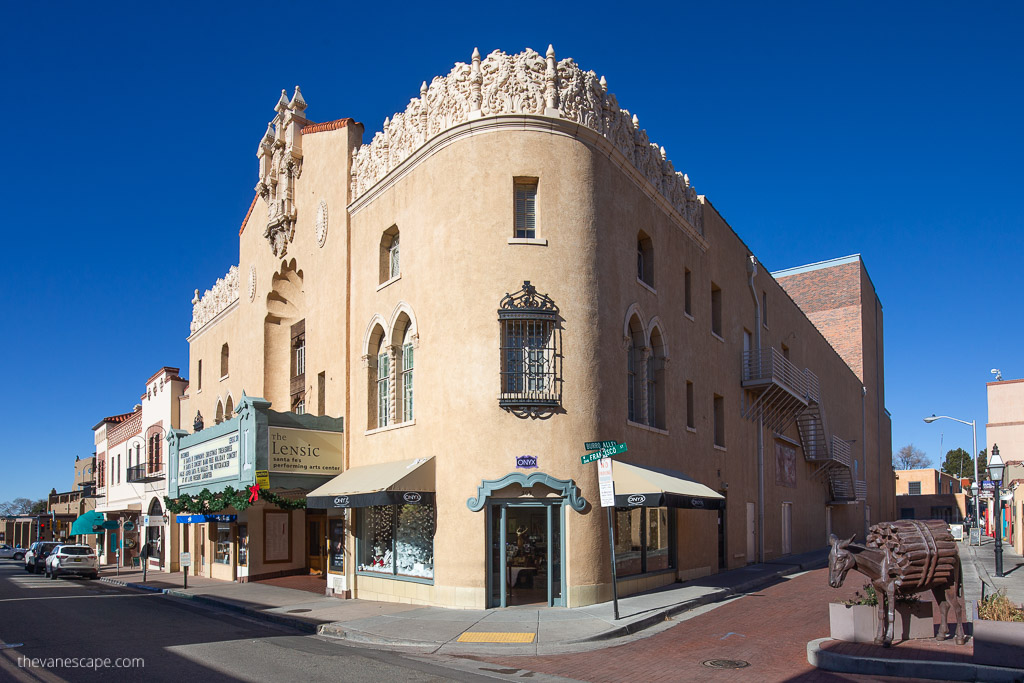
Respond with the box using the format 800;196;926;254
0;544;26;560
44;544;99;580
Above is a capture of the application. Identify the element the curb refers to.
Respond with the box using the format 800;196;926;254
100;578;319;634
807;638;1024;683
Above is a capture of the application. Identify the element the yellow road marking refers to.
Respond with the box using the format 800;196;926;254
457;631;536;643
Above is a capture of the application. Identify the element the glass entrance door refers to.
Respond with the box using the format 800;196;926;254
487;502;563;607
307;514;326;575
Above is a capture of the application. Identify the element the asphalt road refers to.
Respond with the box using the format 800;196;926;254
0;559;563;683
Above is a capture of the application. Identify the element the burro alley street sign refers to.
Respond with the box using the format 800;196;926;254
581;442;628;464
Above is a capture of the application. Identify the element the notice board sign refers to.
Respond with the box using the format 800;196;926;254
969;527;981;546
178;432;240;487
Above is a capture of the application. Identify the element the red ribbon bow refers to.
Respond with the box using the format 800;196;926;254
248;485;260;503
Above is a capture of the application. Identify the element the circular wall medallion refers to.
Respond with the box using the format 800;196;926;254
316;200;328;247
248;265;257;302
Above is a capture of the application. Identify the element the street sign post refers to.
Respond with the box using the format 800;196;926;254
585;441;624;620
180;552;192;589
581;442;628;464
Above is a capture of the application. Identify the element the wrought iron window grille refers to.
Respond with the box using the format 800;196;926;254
498;281;562;416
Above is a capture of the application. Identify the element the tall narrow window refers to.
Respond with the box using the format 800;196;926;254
318;371;326;416
648;327;666;429
514;180;537;239
221;343;229;377
686;381;695;429
637;231;654;287
627;339;637;422
499;281;560;414
377;352;390;428
379;226;400;284
711;283;723;337
684;268;692;316
291;320;306;415
713;394;725;448
197;360;203;391
401;343;414;422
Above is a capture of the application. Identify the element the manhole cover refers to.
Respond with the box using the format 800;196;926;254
702;659;750;669
286;608;312;613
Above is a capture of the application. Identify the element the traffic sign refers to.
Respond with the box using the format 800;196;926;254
179;552;192;567
581;442;628;464
584;440;618;451
597;458;615;507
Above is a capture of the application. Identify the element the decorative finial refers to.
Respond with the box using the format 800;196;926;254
547;44;555;59
632;114;639;129
683;173;690;187
660;146;667;160
472;47;480;62
276;89;289;111
289;85;307;113
600;75;607;93
420;81;428;97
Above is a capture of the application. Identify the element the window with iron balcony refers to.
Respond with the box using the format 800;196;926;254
499;281;561;416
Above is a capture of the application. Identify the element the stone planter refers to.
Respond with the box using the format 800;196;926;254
972;601;1024;668
829;602;936;642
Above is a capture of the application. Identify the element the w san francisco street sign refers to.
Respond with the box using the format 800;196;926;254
581;442;628;464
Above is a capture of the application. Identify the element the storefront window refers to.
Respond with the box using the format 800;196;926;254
357;503;435;580
237;524;248;567
396;504;435;578
357;505;394;574
614;507;674;576
214;523;231;564
329;518;345;573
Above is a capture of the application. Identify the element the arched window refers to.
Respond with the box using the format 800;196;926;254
215;400;224;425
627;315;645;422
221;343;229;377
647;325;667;429
392;315;415;423
380;226;400;284
499;281;561;415
225;395;234;420
637;230;654;287
366;322;389;429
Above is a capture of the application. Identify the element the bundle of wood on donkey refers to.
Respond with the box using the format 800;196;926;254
828;520;965;647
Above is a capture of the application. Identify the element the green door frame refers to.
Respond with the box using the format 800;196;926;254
486;500;565;608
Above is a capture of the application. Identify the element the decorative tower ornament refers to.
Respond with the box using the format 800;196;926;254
257;86;308;256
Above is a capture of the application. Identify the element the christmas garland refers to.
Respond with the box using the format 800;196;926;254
164;486;306;514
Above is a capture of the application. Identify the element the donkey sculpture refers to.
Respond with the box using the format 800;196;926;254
828;520;965;647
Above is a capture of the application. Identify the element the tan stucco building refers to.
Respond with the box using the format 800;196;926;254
986;378;1024;554
174;47;894;608
894;468;966;524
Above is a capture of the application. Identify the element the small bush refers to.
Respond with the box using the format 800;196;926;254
843;583;922;607
978;591;1024;622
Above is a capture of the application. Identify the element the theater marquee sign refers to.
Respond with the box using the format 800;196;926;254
269;427;343;475
178;432;240;486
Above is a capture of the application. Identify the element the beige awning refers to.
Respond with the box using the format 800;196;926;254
306;457;435;509
612;461;725;510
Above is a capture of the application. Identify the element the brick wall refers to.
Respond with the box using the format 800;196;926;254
776;261;864;381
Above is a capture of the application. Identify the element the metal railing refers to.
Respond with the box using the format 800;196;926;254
126;465;147;483
831;436;852;468
855;480;867;501
742;348;810;399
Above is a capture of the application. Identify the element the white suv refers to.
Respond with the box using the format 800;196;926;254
45;544;99;580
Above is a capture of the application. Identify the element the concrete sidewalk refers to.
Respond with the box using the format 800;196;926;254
100;548;828;655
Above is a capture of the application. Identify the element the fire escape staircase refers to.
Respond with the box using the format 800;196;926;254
742;348;861;503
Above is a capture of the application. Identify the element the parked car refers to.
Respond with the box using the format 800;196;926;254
0;544;27;560
23;542;60;573
45;544;99;580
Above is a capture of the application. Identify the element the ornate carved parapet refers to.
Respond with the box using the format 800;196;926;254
256;87;307;256
351;46;703;234
190;265;239;334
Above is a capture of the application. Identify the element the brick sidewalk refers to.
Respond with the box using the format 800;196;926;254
477;567;968;682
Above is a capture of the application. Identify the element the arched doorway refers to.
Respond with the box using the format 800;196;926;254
147;498;164;568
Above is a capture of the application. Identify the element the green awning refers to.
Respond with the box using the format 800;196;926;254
70;510;105;535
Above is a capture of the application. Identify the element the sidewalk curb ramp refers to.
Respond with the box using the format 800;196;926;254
807;638;1024;683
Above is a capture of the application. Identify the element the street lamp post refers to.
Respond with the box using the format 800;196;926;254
988;444;1005;578
923;415;979;534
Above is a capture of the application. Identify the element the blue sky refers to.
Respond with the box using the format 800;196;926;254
2;2;1021;502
